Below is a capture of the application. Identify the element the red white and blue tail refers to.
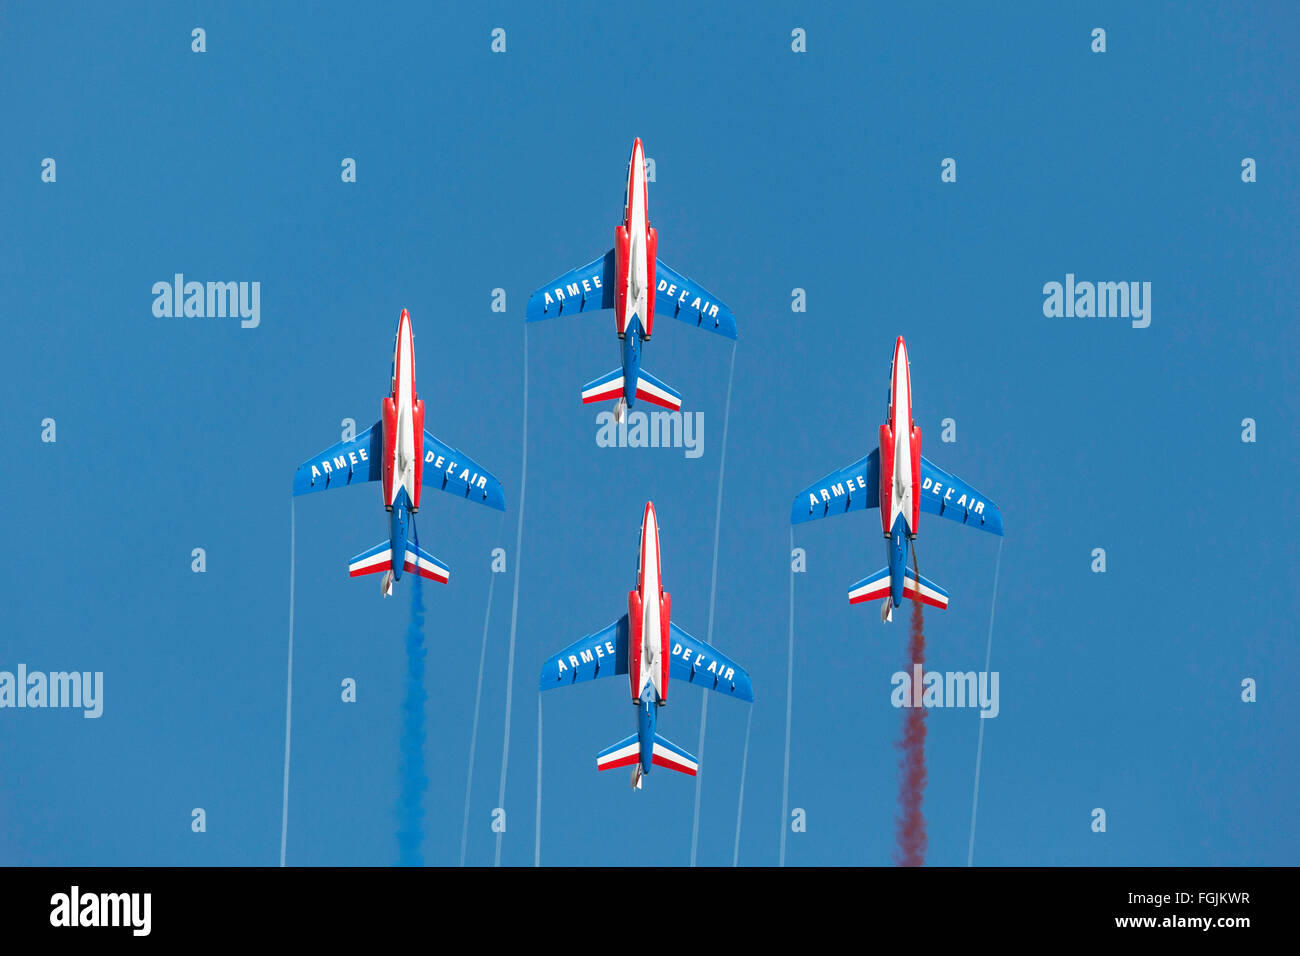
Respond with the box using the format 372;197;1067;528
349;541;450;584
848;565;948;613
582;368;625;405
580;367;682;411
902;566;949;610
402;543;450;584
594;733;697;778
349;541;395;579
650;734;698;776
634;368;682;411
596;733;640;771
848;566;892;605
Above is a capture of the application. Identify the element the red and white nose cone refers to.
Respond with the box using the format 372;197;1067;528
626;138;646;219
891;337;909;417
630;138;644;180
640;502;662;582
394;312;414;390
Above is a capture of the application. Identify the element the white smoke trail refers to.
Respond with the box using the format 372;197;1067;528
780;526;795;867
967;538;1004;866
495;327;529;867
460;512;506;867
279;500;295;867
690;342;737;867
534;694;543;867
732;706;753;867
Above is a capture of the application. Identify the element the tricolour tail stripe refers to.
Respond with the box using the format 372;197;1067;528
596;733;640;771
403;548;450;584
848;566;892;605
903;567;949;609
651;735;698;776
349;541;393;577
582;367;625;404
634;369;682;411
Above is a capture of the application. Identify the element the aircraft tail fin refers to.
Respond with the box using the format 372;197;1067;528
348;539;449;596
847;565;949;618
349;541;394;578
349;541;396;596
581;367;625;405
848;566;893;606
580;367;681;413
651;734;698;776
402;542;450;584
634;368;682;411
903;565;949;610
595;732;697;787
596;733;640;772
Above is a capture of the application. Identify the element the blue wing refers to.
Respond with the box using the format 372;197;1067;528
422;430;506;511
919;456;1003;535
790;450;880;525
293;422;383;496
526;251;616;322
654;259;737;339
668;622;753;701
539;615;629;690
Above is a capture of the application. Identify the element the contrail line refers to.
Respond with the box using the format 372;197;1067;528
732;706;753;867
534;694;543;867
280;500;295;867
495;326;528;867
780;526;795;867
460;512;506;867
690;342;736;867
967;537;1004;867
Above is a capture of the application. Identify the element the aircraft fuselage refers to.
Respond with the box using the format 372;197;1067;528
877;336;922;610
628;501;671;775
382;310;426;581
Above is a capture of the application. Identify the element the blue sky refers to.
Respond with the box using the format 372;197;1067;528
2;2;1296;867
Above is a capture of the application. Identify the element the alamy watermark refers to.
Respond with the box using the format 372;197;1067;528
890;664;999;718
0;665;103;718
50;886;150;936
152;274;260;328
595;410;704;459
1042;273;1151;328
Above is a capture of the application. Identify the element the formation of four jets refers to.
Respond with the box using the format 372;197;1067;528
291;138;1004;788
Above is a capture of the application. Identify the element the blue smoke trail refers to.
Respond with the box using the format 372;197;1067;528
397;579;428;866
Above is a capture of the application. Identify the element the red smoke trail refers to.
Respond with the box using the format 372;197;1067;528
895;595;928;866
